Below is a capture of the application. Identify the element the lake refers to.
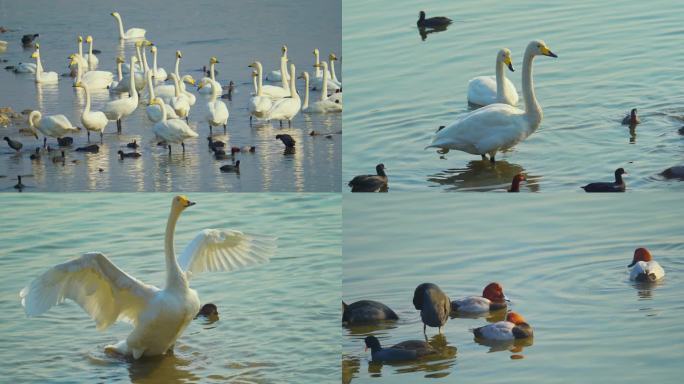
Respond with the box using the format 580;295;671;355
0;0;341;192
342;0;684;192
343;193;684;383
0;193;341;383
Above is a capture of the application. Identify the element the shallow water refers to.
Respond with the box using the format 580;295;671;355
0;0;341;192
343;194;684;383
342;0;684;192
0;193;341;383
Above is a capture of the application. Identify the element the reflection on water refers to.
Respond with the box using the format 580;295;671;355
417;25;449;42
473;335;534;354
451;307;506;322
427;159;540;192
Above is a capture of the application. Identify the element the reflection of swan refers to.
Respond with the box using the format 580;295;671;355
31;48;58;84
200;79;229;134
300;70;342;113
28;110;79;147
20;195;276;359
248;61;273;122
467;49;518;107
111;11;146;40
265;64;301;126
103;56;139;133
427;159;538;192
145;71;178;122
151;98;198;153
427;40;557;162
74;81;109;141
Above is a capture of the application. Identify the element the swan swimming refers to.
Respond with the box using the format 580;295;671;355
20;195;276;359
467;48;518;107
427;40;557;163
111;11;146;40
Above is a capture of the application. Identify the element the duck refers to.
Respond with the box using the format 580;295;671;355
628;248;664;282
364;335;436;362
118;150;141;160
21;33;39;47
265;63;301;127
3;136;22;152
342;300;398;324
473;311;533;341
427;40;558;163
622;108;640;125
661;165;684;180
74;81;109;141
207;137;226;151
508;173;526;192
199;79;229;134
111;12;146;40
220;160;240;173
31;45;58;84
103;56;139;133
348;164;388;192
417;11;452;28
196;303;218;318
20;195;276;359
275;134;296;149
468;49;518;107
75;144;99;153
212;147;231;160
150;98;198;154
451;282;508;314
413;283;450;335
581;168;626;192
127;140;139;149
28;111;79;148
57;137;73;147
221;81;235;100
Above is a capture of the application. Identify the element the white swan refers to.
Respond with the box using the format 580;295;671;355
146;71;178;122
122;40;149;74
151;98;198;153
111;11;146;40
329;53;341;84
310;49;340;91
266;63;301;126
20;195;276;359
251;69;258;93
198;57;219;95
248;61;273;122
70;54;113;89
70;36;87;77
31;49;58;84
427;40;557;162
169;73;191;121
103;56;139;133
266;45;290;82
28;110;79;147
300;67;341;114
74;81;108;141
257;57;290;99
200;79;229;134
12;61;37;73
150;46;168;82
155;75;196;106
109;56;126;92
84;36;99;71
467;48;518;107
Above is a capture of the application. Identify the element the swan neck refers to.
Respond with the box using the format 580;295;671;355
153;50;158;73
210;62;215;81
210;80;220;101
164;207;185;289
302;76;309;108
256;64;264;96
117;62;122;81
314;52;321;77
330;60;338;82
321;65;328;101
141;48;149;73
129;58;137;99
115;16;125;39
83;85;91;113
280;57;289;91
78;41;83;57
289;66;298;101
174;56;180;78
522;51;541;127
495;57;505;100
88;41;93;55
147;74;155;99
75;59;83;82
173;76;181;97
252;75;258;94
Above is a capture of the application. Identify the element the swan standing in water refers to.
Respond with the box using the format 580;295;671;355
20;195;276;359
111;11;146;40
151;97;198;153
70;54;113;89
266;63;301;127
74;81;108;141
28;110;79;147
169;73;191;121
200;79;229;134
300;66;342;113
266;45;290;82
103;56;140;133
467;48;518;107
31;47;58;84
427;40;557;163
84;35;99;71
146;71;179;122
248;61;274;123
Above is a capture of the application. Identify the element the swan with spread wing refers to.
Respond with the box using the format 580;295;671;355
20;195;276;359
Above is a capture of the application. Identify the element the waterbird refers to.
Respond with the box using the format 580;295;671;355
581;168;626;192
342;300;398;324
348;164;388;192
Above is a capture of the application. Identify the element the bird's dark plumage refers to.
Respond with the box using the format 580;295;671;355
21;33;39;46
417;11;452;28
3;136;22;152
57;136;73;147
126;140;139;149
117;150;141;159
661;166;684;180
342;300;399;324
413;283;450;333
76;144;99;153
582;168;626;192
348;163;388;192
220;160;240;173
364;336;436;362
275;134;295;148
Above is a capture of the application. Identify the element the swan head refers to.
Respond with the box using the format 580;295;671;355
499;48;514;72
150;97;163;107
31;51;39;59
86;36;93;43
143;40;153;47
313;48;319;56
248;61;262;70
281;45;288;55
313;61;328;71
176;50;182;58
73;81;84;89
172;195;196;212
78;36;83;43
210;56;219;65
252;70;259;78
111;12;121;18
181;75;196;85
329;53;338;61
116;56;125;64
297;71;309;80
528;40;557;58
150;46;157;54
629;248;653;267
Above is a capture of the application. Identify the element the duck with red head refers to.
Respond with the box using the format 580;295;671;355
451;282;508;314
473;311;533;341
628;248;664;282
508;173;526;192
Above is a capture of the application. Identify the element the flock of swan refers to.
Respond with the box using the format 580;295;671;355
20;195;276;359
3;11;342;158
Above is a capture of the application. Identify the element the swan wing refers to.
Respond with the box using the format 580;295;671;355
20;252;158;330
467;76;497;106
178;229;276;279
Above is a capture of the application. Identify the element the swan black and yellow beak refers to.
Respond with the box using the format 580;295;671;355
504;57;514;72
541;46;558;58
185;200;196;207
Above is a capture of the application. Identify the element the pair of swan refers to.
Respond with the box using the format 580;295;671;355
427;40;557;162
74;81;109;140
151;97;198;153
257;56;291;99
28;110;79;147
311;49;341;91
199;79;229;134
467;48;518;107
76;35;99;71
299;62;342;113
70;54;113;89
146;71;179;122
152;51;196;106
111;11;146;40
103;56;139;133
31;45;58;84
20;195;276;359
265;63;301;126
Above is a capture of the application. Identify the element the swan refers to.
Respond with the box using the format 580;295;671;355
31;49;58;84
169;73;191;121
70;54;113;89
20;195;276;359
122;40;149;74
198;57;219;95
258;57;291;98
247;61;274;122
265;63;301;126
299;68;341;113
111;11;146;40
11;60;37;73
28;110;79;147
74;81;109;141
310;49;340;91
265;45;290;82
71;36;88;77
155;75;196;106
151;98;198;153
103;56;139;133
468;48;518;107
426;40;557;163
146;71;178;122
329;53;341;84
200;79;229;134
149;46;168;82
84;35;99;71
108;56;126;92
